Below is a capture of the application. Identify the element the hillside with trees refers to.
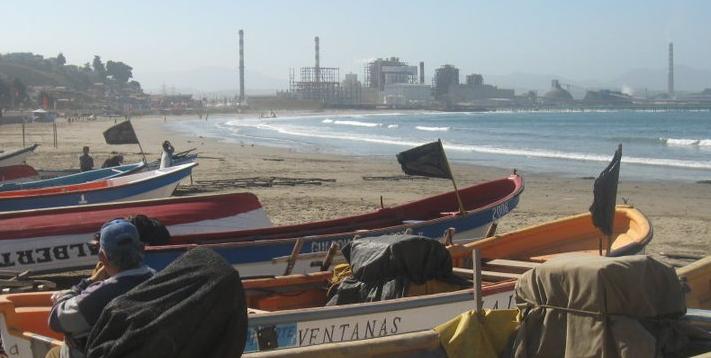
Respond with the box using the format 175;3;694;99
0;52;144;112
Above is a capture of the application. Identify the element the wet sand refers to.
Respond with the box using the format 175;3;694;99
2;113;709;266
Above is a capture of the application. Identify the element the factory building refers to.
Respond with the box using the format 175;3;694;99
542;80;574;103
433;64;459;99
366;57;418;91
447;73;515;102
583;90;632;105
383;83;433;106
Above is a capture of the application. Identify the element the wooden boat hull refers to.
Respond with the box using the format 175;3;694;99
0;206;653;357
0;193;272;273
0;163;196;212
0;162;144;192
0;144;38;167
0;165;38;183
143;175;524;276
677;256;711;310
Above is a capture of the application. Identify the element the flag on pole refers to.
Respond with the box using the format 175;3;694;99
396;140;453;179
103;120;139;145
589;144;622;236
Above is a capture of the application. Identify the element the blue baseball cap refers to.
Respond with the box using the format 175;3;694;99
99;219;142;256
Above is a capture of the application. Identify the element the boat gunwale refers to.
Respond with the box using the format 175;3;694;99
0;162;196;201
246;280;515;326
146;174;524;249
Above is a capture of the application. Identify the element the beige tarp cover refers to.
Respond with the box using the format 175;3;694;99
512;255;688;358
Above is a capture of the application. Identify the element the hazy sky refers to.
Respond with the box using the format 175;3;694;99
2;0;710;84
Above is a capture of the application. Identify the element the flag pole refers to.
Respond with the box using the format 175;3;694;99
136;140;148;164
606;144;622;256
439;139;465;214
127;118;148;164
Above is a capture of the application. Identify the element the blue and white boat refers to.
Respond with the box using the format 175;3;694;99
0;162;145;192
0;162;196;212
143;175;524;276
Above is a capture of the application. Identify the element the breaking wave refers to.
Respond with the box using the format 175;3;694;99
333;120;382;128
416;126;450;132
663;138;711;147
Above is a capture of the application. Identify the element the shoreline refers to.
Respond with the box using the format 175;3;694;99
1;111;709;261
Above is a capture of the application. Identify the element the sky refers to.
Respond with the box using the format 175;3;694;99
2;0;710;90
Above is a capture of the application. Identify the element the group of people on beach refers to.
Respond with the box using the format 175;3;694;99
79;146;123;171
78;140;175;171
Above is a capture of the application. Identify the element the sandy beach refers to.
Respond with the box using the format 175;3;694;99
2;112;709;265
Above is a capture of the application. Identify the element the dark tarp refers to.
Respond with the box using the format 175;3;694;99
86;247;247;358
327;234;467;305
396;140;453;179
103;120;139;145
589;145;621;236
511;255;693;358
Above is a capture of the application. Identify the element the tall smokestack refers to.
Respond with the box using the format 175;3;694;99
419;61;425;84
314;36;320;85
668;42;674;97
239;29;245;103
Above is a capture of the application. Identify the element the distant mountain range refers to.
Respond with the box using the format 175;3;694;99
137;66;285;96
137;65;711;97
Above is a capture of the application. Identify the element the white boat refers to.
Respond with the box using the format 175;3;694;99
0;144;38;167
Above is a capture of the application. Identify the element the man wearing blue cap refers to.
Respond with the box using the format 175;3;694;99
46;219;155;358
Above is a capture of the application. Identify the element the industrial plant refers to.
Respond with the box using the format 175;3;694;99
237;35;711;111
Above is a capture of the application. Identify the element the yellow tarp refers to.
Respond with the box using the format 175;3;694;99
434;309;520;358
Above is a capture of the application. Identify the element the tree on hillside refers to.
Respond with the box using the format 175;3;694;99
82;62;92;72
0;79;10;109
10;78;29;106
56;53;66;66
106;61;133;83
93;55;106;78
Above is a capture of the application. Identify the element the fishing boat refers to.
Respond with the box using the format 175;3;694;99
0;144;38;167
0;162;144;192
0;192;272;273
0;206;652;357
0;162;196;212
677;256;711;310
143;174;524;276
0;165;38;183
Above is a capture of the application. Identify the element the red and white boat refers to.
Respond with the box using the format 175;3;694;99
0;192;272;273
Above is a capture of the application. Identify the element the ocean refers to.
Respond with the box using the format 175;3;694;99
169;110;711;182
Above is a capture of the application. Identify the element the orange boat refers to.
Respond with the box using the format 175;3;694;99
0;206;652;356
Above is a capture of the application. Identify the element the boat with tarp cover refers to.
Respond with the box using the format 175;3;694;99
0;206;652;357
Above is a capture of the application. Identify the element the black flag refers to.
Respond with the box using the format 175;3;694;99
589;145;622;236
396;140;453;179
103;120;139;145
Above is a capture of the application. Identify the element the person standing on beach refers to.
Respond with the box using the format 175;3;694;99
160;140;175;169
45;219;155;358
79;146;93;172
